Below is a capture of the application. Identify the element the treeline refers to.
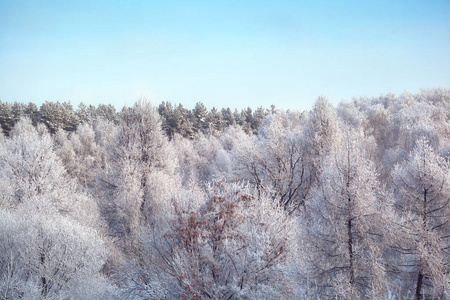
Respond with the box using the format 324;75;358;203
0;101;117;135
0;88;450;299
158;102;272;137
0;100;271;138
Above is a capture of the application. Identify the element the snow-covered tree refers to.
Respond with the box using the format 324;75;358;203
0;118;117;298
0;207;117;299
391;138;450;298
55;123;104;188
229;110;315;213
228;126;262;186
1;118;103;226
256;110;312;212
120;182;297;299
301;128;388;299
99;100;179;257
0;119;74;212
172;133;203;185
303;96;341;183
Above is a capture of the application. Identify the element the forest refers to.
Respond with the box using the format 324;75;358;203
0;88;449;299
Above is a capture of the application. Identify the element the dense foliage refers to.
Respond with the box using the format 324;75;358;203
1;89;449;299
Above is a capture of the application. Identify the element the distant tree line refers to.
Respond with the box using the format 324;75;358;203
0;100;273;138
158;101;273;138
0;101;117;136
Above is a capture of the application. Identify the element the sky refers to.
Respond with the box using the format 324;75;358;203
0;0;449;111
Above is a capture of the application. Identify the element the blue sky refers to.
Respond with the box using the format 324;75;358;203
0;0;449;110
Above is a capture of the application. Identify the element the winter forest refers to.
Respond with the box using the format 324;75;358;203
1;89;450;299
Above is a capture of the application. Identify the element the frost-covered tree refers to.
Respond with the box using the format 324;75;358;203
120;182;297;299
0;118;103;227
212;125;252;182
303;96;341;183
230;110;312;212
192;133;224;181
228;126;262;186
391;138;450;299
301;128;388;299
0;119;74;211
171;133;202;185
55;123;105;189
0;207;117;299
0;118;116;298
336;89;450;183
99;100;179;257
172;130;232;186
396;95;441;155
256;110;312;212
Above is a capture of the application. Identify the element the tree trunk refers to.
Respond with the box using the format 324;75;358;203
415;188;427;299
347;209;354;296
415;269;423;300
346;149;355;298
40;251;48;296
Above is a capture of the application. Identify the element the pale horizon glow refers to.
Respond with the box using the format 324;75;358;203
0;0;449;111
